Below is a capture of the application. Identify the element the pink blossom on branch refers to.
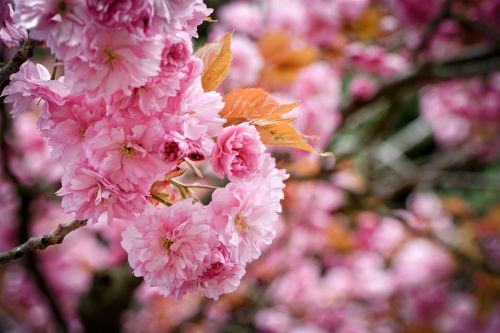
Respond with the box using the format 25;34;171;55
211;123;266;181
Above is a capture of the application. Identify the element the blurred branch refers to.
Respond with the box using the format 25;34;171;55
412;0;454;60
0;220;87;264
450;12;500;44
341;44;500;121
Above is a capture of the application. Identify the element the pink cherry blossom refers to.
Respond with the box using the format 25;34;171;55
159;131;189;163
211;123;266;181
86;0;153;32
348;75;377;101
64;27;163;97
218;2;263;37
14;0;89;59
57;163;147;224
196;241;246;300
1;60;68;118
121;200;217;299
0;1;27;47
83;116;167;188
209;177;281;264
225;35;264;89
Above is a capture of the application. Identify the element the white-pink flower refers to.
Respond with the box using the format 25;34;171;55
1;61;68;118
209;178;280;265
14;0;88;59
86;0;154;32
121;200;217;298
0;1;27;47
83;116;167;188
211;123;266;181
64;27;163;97
196;241;246;300
57;163;147;224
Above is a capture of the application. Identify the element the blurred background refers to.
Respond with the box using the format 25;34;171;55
1;0;500;332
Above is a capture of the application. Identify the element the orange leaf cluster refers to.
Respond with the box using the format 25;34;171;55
220;88;331;155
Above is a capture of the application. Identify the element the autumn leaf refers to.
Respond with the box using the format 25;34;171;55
345;6;386;41
256;31;320;88
195;33;232;91
220;88;332;155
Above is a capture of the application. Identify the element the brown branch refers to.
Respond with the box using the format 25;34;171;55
412;0;454;60
0;39;38;87
450;12;500;44
0;220;87;265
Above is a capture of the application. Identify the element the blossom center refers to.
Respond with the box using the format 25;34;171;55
234;214;249;232
104;48;119;69
58;1;68;12
161;238;173;250
121;144;136;157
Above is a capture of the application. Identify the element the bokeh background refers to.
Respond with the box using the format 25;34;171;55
1;0;500;332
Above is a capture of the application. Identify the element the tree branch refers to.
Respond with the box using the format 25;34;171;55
412;0;454;60
0;220;87;265
0;39;38;87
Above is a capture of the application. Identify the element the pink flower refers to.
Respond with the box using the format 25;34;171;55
152;0;212;37
86;0;153;32
40;95;105;164
14;0;88;59
218;2;263;37
159;131;189;163
121;200;217;298
208;178;280;264
83;116;167;188
0;1;27;47
393;238;454;290
348;75;377;101
290;62;342;151
64;27;163;97
57;163;147;224
196;241;245;300
211;123;266;181
389;0;444;26
1;61;68;117
225;35;264;89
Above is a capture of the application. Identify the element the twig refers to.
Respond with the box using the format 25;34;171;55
450;12;500;44
0;39;38;87
412;0;454;61
0;220;87;265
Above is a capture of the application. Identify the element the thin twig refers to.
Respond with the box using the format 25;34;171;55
412;0;454;61
0;220;87;265
450;12;500;44
0;39;38;87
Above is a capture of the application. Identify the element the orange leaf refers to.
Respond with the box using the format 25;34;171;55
195;33;232;91
220;88;332;155
256;32;320;89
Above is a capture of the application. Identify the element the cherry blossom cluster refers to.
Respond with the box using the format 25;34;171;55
1;0;288;300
